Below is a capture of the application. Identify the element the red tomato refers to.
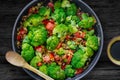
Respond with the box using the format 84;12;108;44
49;53;54;60
61;63;66;70
48;2;54;11
66;54;72;64
56;42;62;49
17;35;22;41
46;22;55;31
43;55;50;63
19;27;27;35
81;32;86;38
37;62;42;66
66;35;71;40
74;32;86;39
75;68;84;75
74;32;81;38
35;46;42;53
42;19;49;25
54;55;60;61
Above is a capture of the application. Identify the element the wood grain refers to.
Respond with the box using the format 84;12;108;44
0;0;120;80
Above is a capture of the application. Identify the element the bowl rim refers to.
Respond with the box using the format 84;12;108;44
12;0;104;80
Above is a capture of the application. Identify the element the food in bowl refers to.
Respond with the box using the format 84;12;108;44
16;0;99;80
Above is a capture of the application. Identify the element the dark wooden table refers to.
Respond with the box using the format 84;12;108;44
0;0;120;80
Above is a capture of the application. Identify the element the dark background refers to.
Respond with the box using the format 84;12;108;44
0;0;120;80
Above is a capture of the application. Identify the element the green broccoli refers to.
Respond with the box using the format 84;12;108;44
66;3;77;16
23;14;43;27
79;45;94;57
54;1;61;9
22;36;30;44
71;49;87;68
85;47;94;57
48;63;65;80
61;0;70;8
28;25;47;46
68;25;78;34
56;47;65;55
21;43;35;62
86;36;99;51
83;29;95;40
53;24;68;38
30;56;42;69
52;8;66;23
39;64;48;75
78;13;96;29
38;6;51;17
66;15;80;27
65;65;75;77
46;36;59;51
67;41;77;50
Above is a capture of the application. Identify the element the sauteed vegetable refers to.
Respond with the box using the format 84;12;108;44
17;0;99;80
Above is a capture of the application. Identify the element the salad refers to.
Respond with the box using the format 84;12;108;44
16;0;99;80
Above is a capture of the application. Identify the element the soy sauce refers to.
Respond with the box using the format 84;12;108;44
110;41;120;61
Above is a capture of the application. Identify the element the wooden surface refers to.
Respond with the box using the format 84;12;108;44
0;0;120;80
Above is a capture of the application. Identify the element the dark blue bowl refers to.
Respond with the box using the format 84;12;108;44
12;0;103;80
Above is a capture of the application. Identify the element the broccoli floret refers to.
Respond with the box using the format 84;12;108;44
39;64;48;75
46;36;59;51
28;25;47;46
23;14;43;27
22;36;30;44
52;8;66;23
38;6;51;17
86;47;94;57
78;13;96;29
71;49;87;68
65;65;75;77
56;48;65;55
61;0;71;8
54;1;61;9
86;36;99;51
68;25;78;34
48;63;65;80
79;45;94;57
27;25;42;32
53;24;68;38
67;41;77;50
66;3;77;16
30;56;42;69
65;16;80;33
21;43;35;62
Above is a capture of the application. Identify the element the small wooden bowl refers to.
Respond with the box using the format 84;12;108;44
107;36;120;65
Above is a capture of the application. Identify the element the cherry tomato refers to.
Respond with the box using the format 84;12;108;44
56;42;62;49
48;2;54;11
19;27;27;35
37;62;42;66
74;32;86;39
42;19;49;25
46;22;55;31
17;35;22;41
49;53;54;60
43;55;50;63
66;54;72;64
35;46;42;53
75;68;84;75
61;63;66;70
54;55;60;61
66;35;71;40
81;32;86;38
74;32;81;38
